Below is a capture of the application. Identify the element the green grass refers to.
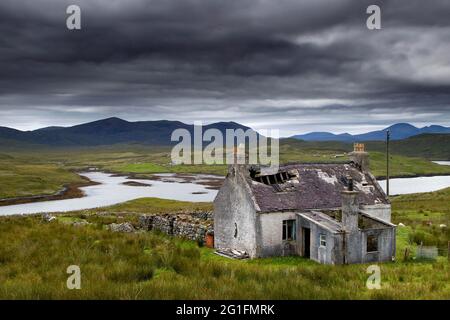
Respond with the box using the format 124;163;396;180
85;197;213;215
391;188;450;250
0;162;85;199
365;134;450;160
112;163;168;174
0;191;448;300
113;162;227;176
279;140;450;178
281;134;450;160
370;152;450;178
0;214;448;299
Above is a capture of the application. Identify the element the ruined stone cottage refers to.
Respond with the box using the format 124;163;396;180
213;144;396;264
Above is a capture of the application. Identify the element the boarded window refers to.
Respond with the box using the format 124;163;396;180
319;234;327;247
367;235;378;252
282;220;296;241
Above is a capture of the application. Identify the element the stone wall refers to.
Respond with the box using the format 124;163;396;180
139;212;213;242
361;204;392;223
191;211;214;220
213;165;259;258
258;211;300;257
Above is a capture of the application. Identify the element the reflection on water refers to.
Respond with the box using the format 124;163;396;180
0;172;221;216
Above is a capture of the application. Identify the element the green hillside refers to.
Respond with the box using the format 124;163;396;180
365;134;450;160
282;133;450;160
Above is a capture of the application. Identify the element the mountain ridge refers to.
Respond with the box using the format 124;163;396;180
0;117;255;146
1;118;449;146
291;123;450;142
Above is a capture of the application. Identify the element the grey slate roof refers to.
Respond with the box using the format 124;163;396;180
297;211;343;233
298;210;395;233
246;163;389;213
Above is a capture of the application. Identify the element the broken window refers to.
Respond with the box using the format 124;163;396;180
367;235;378;252
319;234;327;247
282;220;296;241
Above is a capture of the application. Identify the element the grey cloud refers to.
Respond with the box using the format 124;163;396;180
0;0;449;134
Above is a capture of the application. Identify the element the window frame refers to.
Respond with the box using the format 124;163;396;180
282;219;296;241
319;234;327;247
366;234;379;253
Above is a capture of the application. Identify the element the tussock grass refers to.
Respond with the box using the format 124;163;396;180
391;188;450;249
90;197;213;215
0;214;449;300
0;163;84;199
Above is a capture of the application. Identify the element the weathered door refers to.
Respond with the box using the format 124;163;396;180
303;227;311;258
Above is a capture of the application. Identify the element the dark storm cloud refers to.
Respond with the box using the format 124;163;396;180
0;0;449;133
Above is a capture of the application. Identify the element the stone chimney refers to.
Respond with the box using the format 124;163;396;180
341;182;359;232
349;143;369;172
228;144;248;176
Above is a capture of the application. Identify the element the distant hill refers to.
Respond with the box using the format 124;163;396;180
2;118;449;159
281;133;450;160
365;133;450;160
291;123;450;142
0;117;255;147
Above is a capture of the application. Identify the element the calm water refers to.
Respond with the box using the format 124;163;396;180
1;163;450;215
378;175;450;196
0;172;221;216
433;161;450;166
376;161;450;195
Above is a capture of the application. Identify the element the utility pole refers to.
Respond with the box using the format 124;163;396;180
386;129;390;197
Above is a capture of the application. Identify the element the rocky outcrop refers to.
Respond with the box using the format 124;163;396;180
191;211;214;220
72;220;91;228
42;213;56;222
107;222;136;233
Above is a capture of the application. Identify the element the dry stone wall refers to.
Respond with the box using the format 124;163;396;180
139;212;213;242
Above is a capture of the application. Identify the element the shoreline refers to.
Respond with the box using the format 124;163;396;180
376;172;450;180
107;170;224;190
0;170;223;208
0;175;99;207
1;168;449;207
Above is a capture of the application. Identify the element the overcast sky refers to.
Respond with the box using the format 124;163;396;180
0;0;449;135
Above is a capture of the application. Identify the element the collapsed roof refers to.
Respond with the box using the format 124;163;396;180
244;163;389;213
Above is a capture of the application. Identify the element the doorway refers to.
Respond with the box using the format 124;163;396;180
303;227;311;258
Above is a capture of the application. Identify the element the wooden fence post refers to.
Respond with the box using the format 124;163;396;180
448;241;450;261
403;247;409;261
